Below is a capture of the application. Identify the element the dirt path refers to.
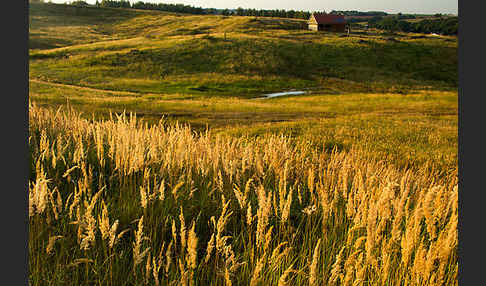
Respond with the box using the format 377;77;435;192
29;78;142;97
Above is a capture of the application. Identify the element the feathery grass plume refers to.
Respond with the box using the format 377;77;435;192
424;241;440;282
400;218;415;268
204;233;215;264
297;185;303;205
380;240;394;284
133;216;150;269
354;236;366;251
179;207;187;252
281;188;293;224
179;258;189;286
226;246;243;274
171;219;178;246
244;178;253;201
270;243;291;274
216;195;233;252
376;182;396;222
98;200;110;241
233;183;246;210
278;263;295;286
343;248;360;286
246;202;253;227
256;185;272;248
47;187;60;220
140;186;148;210
108;220;120;249
62;165;79;179
365;202;378;264
157;240;166;270
187;222;198;270
353;253;366;286
218;170;224;193
411;243;427;282
172;180;185;199
30;173;50;216
423;187;439;240
46;235;63;255
165;240;174;273
79;214;96;251
391;190;410;242
152;254;161;286
263;226;274;253
438;205;457;264
270;242;289;264
145;252;152;284
225;266;232;286
412;196;425;245
68;185;81;220
28;189;33;218
158;179;165;201
309;238;321;286
308;167;315;195
250;257;265;286
79;188;104;251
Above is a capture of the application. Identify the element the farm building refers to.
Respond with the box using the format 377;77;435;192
308;13;347;32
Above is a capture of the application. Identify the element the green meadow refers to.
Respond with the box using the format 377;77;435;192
29;4;457;285
29;3;457;171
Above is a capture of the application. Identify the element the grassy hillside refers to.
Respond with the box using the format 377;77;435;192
30;3;457;98
29;3;458;171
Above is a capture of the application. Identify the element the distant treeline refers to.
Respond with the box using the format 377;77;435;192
368;16;458;35
222;8;312;19
329;10;388;16
94;0;315;19
60;1;312;19
65;1;457;35
69;1;395;21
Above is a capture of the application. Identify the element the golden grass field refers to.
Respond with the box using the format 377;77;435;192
29;3;458;285
29;103;457;285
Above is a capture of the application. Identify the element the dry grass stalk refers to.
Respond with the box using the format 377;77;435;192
309;238;321;286
133;216;150;268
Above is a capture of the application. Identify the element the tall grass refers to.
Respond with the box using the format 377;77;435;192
29;103;457;285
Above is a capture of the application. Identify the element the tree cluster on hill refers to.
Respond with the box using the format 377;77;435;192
69;0;313;19
329;10;388;16
97;0;131;8
131;1;205;14
70;0;89;6
131;1;313;19
368;16;458;35
224;7;312;19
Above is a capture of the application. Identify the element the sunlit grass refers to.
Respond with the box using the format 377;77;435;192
29;103;458;285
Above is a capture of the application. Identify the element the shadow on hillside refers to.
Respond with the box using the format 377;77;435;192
81;36;457;87
29;2;143;27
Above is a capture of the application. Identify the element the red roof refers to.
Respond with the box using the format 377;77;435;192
311;13;346;24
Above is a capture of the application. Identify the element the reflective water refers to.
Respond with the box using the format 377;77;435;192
263;91;306;98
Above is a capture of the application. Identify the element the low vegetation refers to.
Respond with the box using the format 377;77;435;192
29;3;458;285
367;16;458;35
29;3;457;97
29;104;457;285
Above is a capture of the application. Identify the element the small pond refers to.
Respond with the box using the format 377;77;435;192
260;91;307;99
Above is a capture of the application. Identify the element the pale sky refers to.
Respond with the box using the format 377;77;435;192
50;0;458;15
